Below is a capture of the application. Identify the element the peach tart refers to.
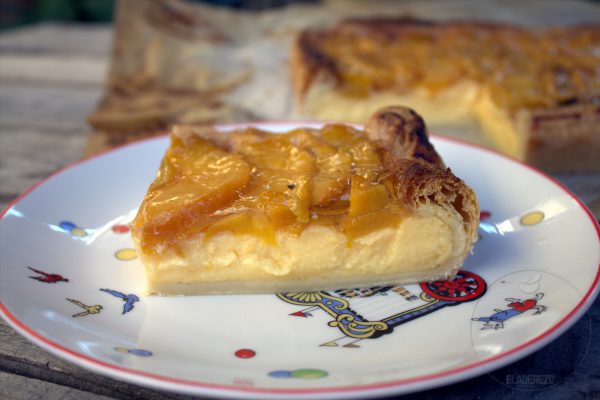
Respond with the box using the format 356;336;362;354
130;106;479;295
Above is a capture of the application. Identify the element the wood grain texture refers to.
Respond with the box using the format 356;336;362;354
0;125;88;207
0;371;114;400
0;24;112;56
0;36;104;209
0;54;108;87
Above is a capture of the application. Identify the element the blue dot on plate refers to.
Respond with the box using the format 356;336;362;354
268;370;292;378
128;349;153;357
59;221;77;232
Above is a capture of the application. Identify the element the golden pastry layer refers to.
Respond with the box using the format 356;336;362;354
131;106;479;295
292;18;600;172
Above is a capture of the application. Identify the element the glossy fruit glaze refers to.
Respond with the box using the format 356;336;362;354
132;124;408;254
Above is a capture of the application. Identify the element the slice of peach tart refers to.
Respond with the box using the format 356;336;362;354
130;106;479;295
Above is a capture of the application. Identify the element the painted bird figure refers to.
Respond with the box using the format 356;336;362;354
66;298;102;317
100;288;139;314
28;266;68;283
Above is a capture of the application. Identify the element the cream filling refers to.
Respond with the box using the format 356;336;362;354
475;89;523;159
134;206;468;294
299;79;529;150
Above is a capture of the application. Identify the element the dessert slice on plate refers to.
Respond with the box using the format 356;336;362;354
130;106;479;295
292;18;600;172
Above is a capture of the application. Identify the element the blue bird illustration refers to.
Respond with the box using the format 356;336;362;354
100;288;139;314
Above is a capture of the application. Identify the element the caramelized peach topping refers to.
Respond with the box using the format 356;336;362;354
309;22;600;112
132;124;410;253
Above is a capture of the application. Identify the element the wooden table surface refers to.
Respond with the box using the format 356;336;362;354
0;23;599;400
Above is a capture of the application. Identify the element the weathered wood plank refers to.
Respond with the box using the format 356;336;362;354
0;125;88;210
0;24;112;56
0;371;115;400
0;84;102;131
554;175;600;220
0;54;108;87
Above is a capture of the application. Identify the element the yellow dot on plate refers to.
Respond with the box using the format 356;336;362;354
520;211;545;226
71;228;87;237
114;347;129;354
115;248;137;261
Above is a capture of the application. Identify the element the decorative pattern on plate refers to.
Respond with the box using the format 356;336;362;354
269;369;328;379
234;349;256;359
27;266;69;284
520;211;545;226
479;210;491;221
114;347;153;357
112;224;130;234
99;288;139;315
278;270;487;347
66;298;103;318
59;221;88;238
472;293;547;330
115;248;137;261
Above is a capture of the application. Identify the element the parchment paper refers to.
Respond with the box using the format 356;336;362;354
86;0;600;154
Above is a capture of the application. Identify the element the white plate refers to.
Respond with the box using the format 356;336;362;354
1;122;599;399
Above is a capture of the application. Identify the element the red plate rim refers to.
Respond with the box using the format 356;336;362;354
1;121;599;398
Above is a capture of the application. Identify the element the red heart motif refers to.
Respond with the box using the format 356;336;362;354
508;299;537;312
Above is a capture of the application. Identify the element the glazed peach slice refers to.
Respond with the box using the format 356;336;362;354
131;130;251;252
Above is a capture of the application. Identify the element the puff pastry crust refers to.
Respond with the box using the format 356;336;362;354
292;18;600;172
131;106;479;295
